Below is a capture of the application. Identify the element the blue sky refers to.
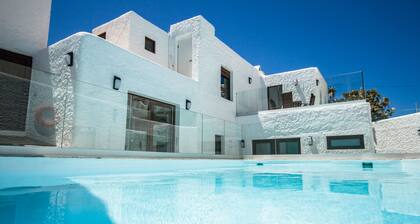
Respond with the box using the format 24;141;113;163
49;0;420;116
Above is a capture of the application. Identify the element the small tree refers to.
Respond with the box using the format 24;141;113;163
341;89;394;121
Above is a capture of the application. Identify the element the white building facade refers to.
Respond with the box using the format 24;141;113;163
1;9;382;157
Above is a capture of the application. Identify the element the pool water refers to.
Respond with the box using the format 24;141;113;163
1;161;420;224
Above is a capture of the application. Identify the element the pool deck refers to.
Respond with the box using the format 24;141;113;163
1;145;420;160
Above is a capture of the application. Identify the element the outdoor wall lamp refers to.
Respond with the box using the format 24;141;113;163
294;79;299;86
417;128;420;136
248;77;252;84
113;76;121;90
240;139;245;148
185;99;191;110
308;136;313;146
65;52;73;66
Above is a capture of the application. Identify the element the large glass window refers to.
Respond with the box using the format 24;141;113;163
267;85;282;110
276;138;301;154
126;94;175;152
220;67;231;100
252;140;275;155
253;138;301;155
327;135;365;149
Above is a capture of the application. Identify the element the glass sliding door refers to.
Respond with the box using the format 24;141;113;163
126;94;175;152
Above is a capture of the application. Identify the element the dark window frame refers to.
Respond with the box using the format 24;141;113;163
145;36;156;53
126;93;175;152
267;85;283;110
252;139;275;155
327;135;365;150
276;138;301;154
98;32;106;39
215;135;223;155
220;67;232;101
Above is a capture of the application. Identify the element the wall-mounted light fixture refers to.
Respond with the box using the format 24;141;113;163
294;79;299;86
308;136;313;146
185;99;191;110
316;79;319;86
417;128;420;136
248;77;252;84
65;52;73;66
113;76;121;90
240;139;245;148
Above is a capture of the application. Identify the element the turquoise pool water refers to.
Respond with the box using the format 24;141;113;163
1;160;420;224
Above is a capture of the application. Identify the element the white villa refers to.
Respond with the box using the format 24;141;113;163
1;0;418;158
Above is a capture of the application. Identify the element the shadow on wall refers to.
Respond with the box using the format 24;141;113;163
0;183;114;224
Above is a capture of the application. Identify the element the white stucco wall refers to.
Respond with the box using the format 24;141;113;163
374;112;420;153
237;100;375;155
0;0;51;56
265;67;328;105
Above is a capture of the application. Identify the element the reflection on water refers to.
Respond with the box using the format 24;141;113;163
329;180;370;195
1;166;420;224
0;184;113;224
252;173;303;191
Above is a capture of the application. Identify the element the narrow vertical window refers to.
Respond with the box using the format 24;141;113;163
215;135;223;154
145;36;156;53
220;67;231;100
98;32;106;39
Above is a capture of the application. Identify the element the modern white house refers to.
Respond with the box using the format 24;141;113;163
5;3;417;158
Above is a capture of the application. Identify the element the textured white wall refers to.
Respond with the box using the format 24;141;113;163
374;112;420;153
92;11;169;68
237;101;375;155
0;0;51;55
264;67;328;105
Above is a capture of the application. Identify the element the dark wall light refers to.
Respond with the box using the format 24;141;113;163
248;77;252;84
65;52;73;66
113;76;121;90
185;99;191;110
240;139;245;148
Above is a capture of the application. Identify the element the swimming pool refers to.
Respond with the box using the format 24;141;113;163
0;158;419;224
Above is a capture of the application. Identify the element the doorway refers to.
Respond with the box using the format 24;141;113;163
125;94;175;152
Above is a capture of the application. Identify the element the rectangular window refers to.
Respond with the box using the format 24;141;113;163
98;32;106;39
125;94;175;152
267;85;282;110
327;135;365;150
145;36;156;53
252;139;275;155
215;135;223;154
220;67;231;100
276;138;301;154
253;138;301;155
281;92;293;108
0;49;32;132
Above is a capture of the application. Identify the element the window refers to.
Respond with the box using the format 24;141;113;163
281;92;293;108
215;135;223;154
327;135;365;150
276;138;301;154
0;49;32;132
253;138;301;155
309;94;315;105
98;32;106;39
253;140;275;155
125;94;175;152
145;36;156;53
220;67;231;100
267;85;282;110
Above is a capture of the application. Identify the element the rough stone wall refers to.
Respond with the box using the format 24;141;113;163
374;112;420;153
237;101;375;155
264;67;328;105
